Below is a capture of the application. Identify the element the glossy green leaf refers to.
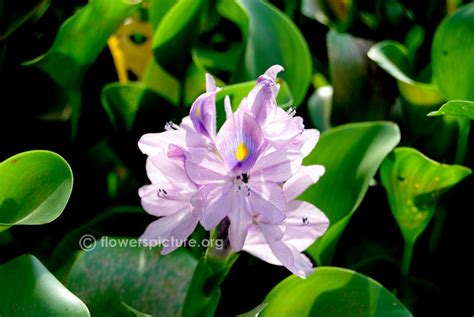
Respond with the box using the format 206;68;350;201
218;0;312;106
149;0;176;31
428;100;474;119
101;82;178;132
153;0;204;79
380;147;471;244
368;40;443;106
25;0;139;136
0;150;73;227
0;255;90;316
432;3;474;101
67;238;197;317
301;122;401;265
237;303;267;317
261;267;412;317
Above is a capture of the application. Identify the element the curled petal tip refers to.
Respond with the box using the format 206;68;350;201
205;73;217;92
264;65;284;79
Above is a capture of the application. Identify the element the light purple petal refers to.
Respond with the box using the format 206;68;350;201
244;66;283;125
263;107;304;145
189;90;217;139
251;148;303;182
228;191;252;251
292;129;320;157
138;128;209;156
283;200;329;251
148;155;193;187
200;183;234;230
264;65;284;79
260;223;314;278
243;224;281;265
248;182;286;224
216;111;265;172
139;209;198;255
283;165;325;201
224;95;233;120
205;73;217;92
185;149;230;185
139;184;191;217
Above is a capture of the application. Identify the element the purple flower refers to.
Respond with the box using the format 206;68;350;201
137;65;329;277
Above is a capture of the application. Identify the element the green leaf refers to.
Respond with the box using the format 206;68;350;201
0;255;90;316
101;82;177;132
428;100;474;119
380;147;471;244
0;150;73;227
25;0;139;136
300;122;401;265
67;238;197;317
307;85;333;132
432;3;474;101
218;0;312;106
368;40;443;106
261;267;412;317
236;303;267;317
149;0;176;31
153;0;204;79
122;302;152;317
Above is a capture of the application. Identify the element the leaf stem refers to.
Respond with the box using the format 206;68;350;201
454;117;470;164
401;240;414;276
429;204;447;253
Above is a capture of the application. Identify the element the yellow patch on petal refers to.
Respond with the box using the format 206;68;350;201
235;143;249;161
195;104;202;120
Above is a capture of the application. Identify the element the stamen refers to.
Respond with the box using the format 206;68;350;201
164;121;180;131
302;217;309;225
157;188;167;198
286;106;296;117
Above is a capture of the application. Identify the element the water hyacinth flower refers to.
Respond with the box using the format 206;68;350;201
138;65;329;278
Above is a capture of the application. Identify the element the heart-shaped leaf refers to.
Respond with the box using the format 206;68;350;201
428;100;474;120
432;3;474;101
0;255;90;316
261;267;412;317
300;122;401;265
0;150;73;227
218;0;312;106
380;147;471;244
67;238;197;316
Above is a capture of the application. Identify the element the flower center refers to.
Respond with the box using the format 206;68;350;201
235;143;249;161
235;173;251;196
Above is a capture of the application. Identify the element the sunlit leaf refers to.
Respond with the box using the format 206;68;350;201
218;0;311;106
432;3;474;101
0;255;90;316
428;100;474;120
67;238;197;316
301;122;400;265
0;150;73;228
261;267;412;317
380;147;471;244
